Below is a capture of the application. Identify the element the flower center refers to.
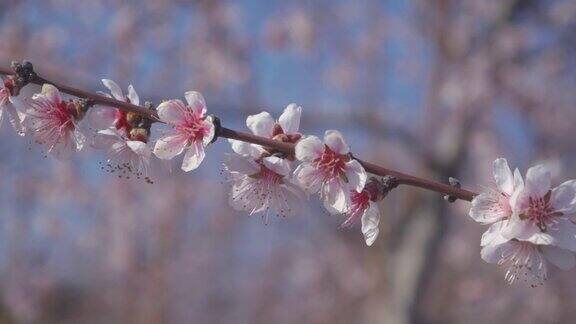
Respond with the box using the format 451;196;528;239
114;109;131;133
56;102;76;131
520;191;562;232
314;146;347;180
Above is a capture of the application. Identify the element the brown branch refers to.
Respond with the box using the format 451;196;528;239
0;65;477;202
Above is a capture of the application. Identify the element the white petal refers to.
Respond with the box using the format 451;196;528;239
481;241;506;264
345;160;367;192
323;180;349;213
224;154;259;175
548;218;576;252
493;158;514;195
469;192;509;224
500;213;539;240
262;156;291;176
513;168;524;190
228;139;264;158
156;100;187;125
480;221;509;247
201;116;216;146
525;164;551;198
278;103;301;134
92;129;120;149
324;130;349;155
87;105;117;130
102;79;124;101
246;111;275;137
542;246;576;270
126;140;151;158
73;130;86;151
41;84;62;104
181;142;205;172
295;136;323;161
153;134;188;160
551;180;576;214
127;85;139;105
184;91;206;116
361;203;381;246
294;164;322;194
5;102;23;134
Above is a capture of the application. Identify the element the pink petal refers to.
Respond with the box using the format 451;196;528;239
542;246;576;270
127;85;139;105
184;91;207;116
345;160;367;192
41;84;62;105
262;156;291;176
525;164;551;198
361;202;380;246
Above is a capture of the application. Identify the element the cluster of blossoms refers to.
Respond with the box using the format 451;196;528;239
1;73;385;245
470;158;576;286
3;63;576;285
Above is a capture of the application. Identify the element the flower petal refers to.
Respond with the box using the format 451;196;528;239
542;246;576;270
551;180;576;214
525;164;551;198
127;85;140;106
262;156;291;176
87;105;118;130
278;103;301;134
500;213;539;240
184;91;206;116
224;153;259;175
228;139;264;158
323;179;349;213
361;202;380;246
181;142;205;172
153;134;187;160
493;158;514;195
126;140;151;158
345;160;367;192
102;79;124;101
480;241;506;264
156;100;187;125
324;130;349;155
469;192;509;224
246;111;274;137
295;136;323;161
294;163;322;194
201;117;216;146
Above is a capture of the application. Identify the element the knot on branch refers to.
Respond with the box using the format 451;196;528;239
378;175;399;198
443;177;461;203
208;114;222;144
9;60;37;96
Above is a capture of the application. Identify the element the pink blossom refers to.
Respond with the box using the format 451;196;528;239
481;228;575;286
224;154;303;223
224;104;304;221
469;158;522;225
88;79;140;133
24;84;85;159
340;178;384;246
0;76;25;134
501;164;576;252
92;128;152;180
294;130;367;213
153;91;215;172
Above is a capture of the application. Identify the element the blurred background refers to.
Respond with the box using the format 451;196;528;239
1;0;576;323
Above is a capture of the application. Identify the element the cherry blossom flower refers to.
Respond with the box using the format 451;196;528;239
294;130;367;213
340;178;385;246
502;164;576;252
24;84;85;159
469;158;523;226
224;154;303;223
224;104;304;221
228;103;302;158
88;79;140;133
0;76;25;134
153;91;215;172
92;128;152;181
481;227;575;287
